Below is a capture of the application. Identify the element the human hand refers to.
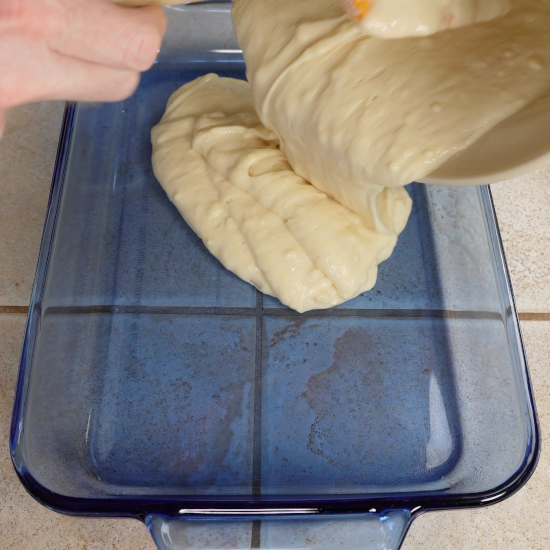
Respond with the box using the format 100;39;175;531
0;0;167;136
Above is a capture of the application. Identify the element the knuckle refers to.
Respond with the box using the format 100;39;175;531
107;72;140;102
127;25;163;71
120;71;140;97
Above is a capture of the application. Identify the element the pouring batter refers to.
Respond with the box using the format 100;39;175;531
151;0;550;311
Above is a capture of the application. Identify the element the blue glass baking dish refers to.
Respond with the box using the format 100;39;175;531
10;4;539;550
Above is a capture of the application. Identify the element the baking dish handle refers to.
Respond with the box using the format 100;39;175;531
145;509;412;550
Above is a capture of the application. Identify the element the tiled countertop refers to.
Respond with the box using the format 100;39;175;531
0;102;549;550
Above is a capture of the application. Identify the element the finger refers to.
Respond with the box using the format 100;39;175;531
50;0;166;72
45;54;141;102
109;0;185;5
1;33;140;106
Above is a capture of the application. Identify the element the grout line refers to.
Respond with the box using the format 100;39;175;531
0;306;29;314
252;290;263;497
4;304;549;320
42;305;506;320
250;521;261;549
251;290;264;546
519;312;550;321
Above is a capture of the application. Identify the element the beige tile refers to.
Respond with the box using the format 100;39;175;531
0;102;64;306
491;170;550;313
403;320;550;550
2;316;549;549
0;314;156;550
